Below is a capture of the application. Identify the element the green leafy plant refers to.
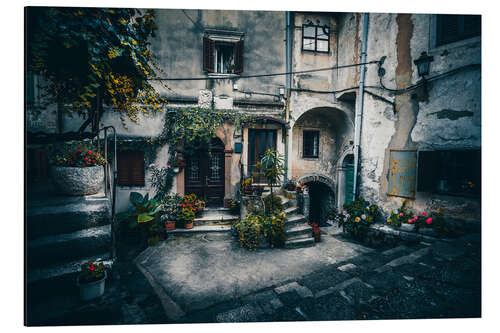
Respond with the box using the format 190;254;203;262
233;210;286;250
387;201;448;236
258;149;284;212
116;192;162;226
335;197;380;238
49;140;106;167
150;162;176;204
79;260;106;284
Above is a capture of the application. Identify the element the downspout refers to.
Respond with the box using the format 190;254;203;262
352;13;369;202
284;11;293;183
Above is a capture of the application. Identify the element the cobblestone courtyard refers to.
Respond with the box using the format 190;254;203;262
138;225;481;323
26;224;480;325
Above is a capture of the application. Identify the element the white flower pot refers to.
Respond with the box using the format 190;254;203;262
76;271;107;301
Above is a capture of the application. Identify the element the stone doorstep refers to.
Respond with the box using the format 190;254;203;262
167;225;231;235
284;237;315;249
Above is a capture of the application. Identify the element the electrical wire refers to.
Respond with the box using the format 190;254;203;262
149;60;379;81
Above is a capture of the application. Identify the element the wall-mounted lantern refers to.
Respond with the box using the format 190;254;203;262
414;52;434;78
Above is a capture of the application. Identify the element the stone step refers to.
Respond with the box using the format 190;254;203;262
167;225;232;236
285;237;315;249
194;211;239;226
275;195;293;209
27;224;112;268
284;206;298;217
286;224;312;240
27;253;114;284
27;199;111;239
285;214;308;228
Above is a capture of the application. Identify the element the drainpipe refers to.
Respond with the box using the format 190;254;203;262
352;13;369;202
284;11;293;183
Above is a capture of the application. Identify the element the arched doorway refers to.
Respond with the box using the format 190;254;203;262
306;181;335;226
185;138;225;207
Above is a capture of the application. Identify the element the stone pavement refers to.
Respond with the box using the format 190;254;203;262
136;225;481;323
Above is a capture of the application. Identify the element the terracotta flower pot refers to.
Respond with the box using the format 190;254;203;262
184;221;194;229
164;221;176;231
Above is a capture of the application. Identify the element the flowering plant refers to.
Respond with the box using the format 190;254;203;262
386;199;414;227
296;183;308;193
387;201;445;233
311;222;321;238
53;142;106;167
79;260;106;284
334;197;380;237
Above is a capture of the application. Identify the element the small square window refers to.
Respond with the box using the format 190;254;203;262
203;36;244;74
303;130;319;158
302;24;330;53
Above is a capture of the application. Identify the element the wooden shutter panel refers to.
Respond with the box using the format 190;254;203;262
234;40;244;74
117;150;145;186
203;37;215;72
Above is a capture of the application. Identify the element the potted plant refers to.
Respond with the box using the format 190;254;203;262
241;177;253;195
334;197;380;240
50;142;107;196
180;207;195;229
76;261;107;301
160;194;182;231
311;222;321;242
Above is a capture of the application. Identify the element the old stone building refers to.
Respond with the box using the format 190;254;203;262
26;9;481;226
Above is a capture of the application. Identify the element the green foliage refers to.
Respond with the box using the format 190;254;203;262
26;7;168;131
259;149;284;187
159;107;256;156
264;195;283;216
159;194;183;221
79;261;106;284
386;199;413;227
116;192;162;226
233;210;286;250
149;162;176;203
334;197;380;238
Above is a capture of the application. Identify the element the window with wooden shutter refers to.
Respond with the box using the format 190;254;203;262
436;14;481;46
234;40;244;74
203;36;215;72
117;150;145;186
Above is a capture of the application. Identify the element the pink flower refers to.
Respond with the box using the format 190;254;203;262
422;212;427;217
426;218;433;225
408;219;414;224
399;213;403;217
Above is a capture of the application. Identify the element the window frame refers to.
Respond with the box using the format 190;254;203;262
301;24;330;54
203;30;244;75
302;130;320;159
417;149;481;198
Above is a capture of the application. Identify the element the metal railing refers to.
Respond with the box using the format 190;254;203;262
97;126;118;260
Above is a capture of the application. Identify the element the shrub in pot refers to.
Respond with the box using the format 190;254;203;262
76;261;107;301
334;197;380;240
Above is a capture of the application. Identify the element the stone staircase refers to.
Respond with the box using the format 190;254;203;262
26;190;114;285
167;207;239;236
268;189;315;249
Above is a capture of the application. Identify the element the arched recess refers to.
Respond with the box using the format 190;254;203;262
297;173;336;226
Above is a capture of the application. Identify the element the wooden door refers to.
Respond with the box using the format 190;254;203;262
185;139;225;207
248;129;277;183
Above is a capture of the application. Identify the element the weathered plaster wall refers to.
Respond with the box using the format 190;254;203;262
151;8;286;102
352;13;481;224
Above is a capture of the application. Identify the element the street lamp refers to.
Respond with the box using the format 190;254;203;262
414;52;434;78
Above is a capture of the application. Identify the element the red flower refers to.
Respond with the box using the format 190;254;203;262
84;157;89;162
94;153;98;157
77;148;81;152
88;150;92;155
426;218;433;225
89;263;95;271
184;200;187;204
82;163;86;167
408;219;414;224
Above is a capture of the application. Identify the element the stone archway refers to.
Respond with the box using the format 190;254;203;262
297;174;336;226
